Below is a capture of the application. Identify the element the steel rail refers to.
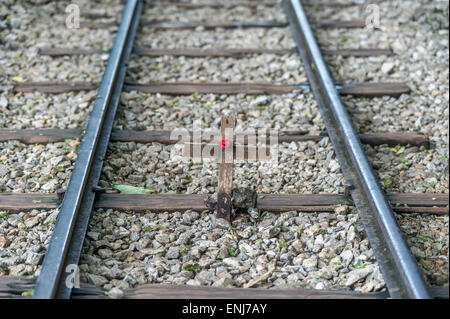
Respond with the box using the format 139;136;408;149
283;0;431;299
33;0;143;299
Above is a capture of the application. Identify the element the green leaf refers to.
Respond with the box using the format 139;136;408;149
418;236;428;243
354;259;365;269
112;183;155;194
382;178;393;189
390;146;405;155
184;264;200;271
22;289;34;297
228;249;237;257
396;146;405;155
12;76;23;82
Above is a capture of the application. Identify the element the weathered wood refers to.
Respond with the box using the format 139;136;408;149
124;283;386;299
112;129;175;144
393;207;448;215
147;1;359;9
82;12;111;19
140;20;365;29
134;47;295;57
257;194;346;211
148;1;280;9
0;193;447;213
386;193;449;207
39;47;393;58
13;81;97;93
0;193;59;210
313;20;365;28
217;116;235;221
322;48;394;57
0;276;106;299
123;82;297;95
39;47;106;56
124;82;411;97
94;194;210;212
359;132;429;148
0;129;83;144
340;82;411;97
1;276;446;299
123;283;450;299
144;21;290;29
0;276;35;299
0;129;429;148
83;19;368;30
14;81;410;97
302;0;358;6
134;47;393;58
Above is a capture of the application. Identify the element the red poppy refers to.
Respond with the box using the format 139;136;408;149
221;139;231;150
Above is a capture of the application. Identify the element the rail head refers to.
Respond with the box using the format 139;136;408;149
283;0;431;299
33;0;143;299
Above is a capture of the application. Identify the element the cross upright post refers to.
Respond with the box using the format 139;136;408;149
181;115;276;221
216;116;235;221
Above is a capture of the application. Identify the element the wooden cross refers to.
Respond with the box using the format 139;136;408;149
217;116;234;220
182;116;276;221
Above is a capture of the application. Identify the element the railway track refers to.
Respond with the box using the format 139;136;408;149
0;0;448;299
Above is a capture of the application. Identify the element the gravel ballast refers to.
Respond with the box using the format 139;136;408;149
100;139;345;195
0;139;80;193
1;0;119;129
0;209;59;278
84;0;448;295
80;206;387;293
308;0;449;287
143;4;286;23
0;0;124;286
0;91;96;129
114;91;323;131
0;0;447;297
135;28;296;49
126;54;305;84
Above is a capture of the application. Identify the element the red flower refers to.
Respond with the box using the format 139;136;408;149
221;139;231;150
